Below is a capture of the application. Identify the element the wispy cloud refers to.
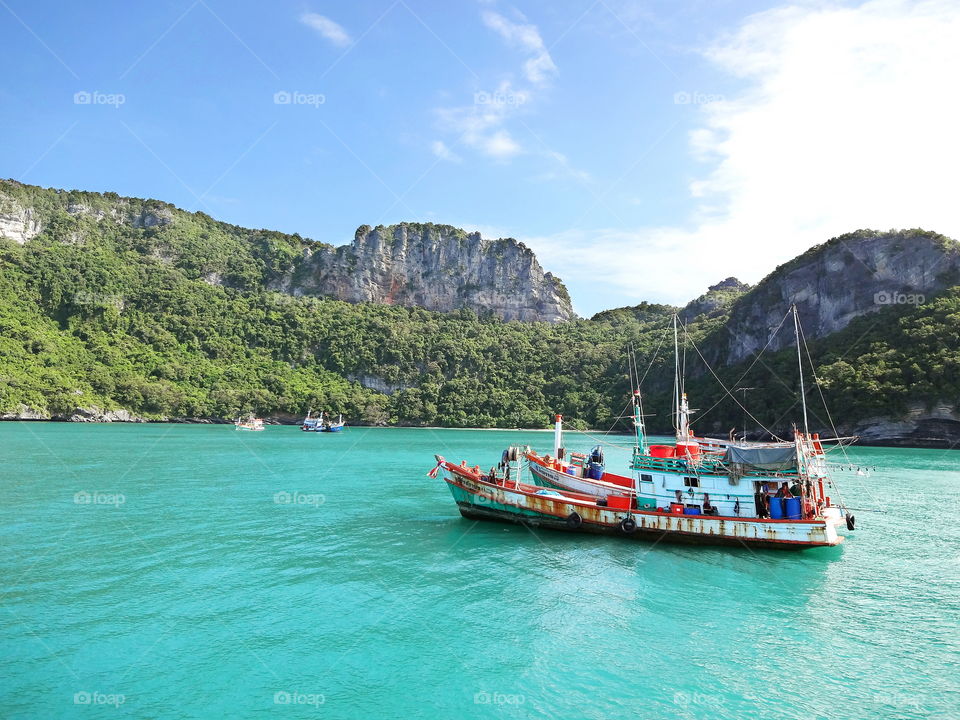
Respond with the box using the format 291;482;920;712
481;10;557;85
435;80;528;161
518;0;960;314
432;7;565;164
300;12;352;47
431;140;461;163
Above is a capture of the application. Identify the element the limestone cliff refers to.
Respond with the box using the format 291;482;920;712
0;180;573;323
269;223;574;323
717;230;960;364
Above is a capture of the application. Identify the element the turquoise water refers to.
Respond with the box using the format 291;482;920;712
1;423;958;719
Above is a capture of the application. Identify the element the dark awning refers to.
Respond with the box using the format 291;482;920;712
723;445;797;471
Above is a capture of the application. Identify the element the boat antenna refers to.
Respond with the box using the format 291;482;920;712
792;304;810;436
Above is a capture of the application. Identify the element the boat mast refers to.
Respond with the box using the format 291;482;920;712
793;304;810;436
673;315;681;438
632;391;647;452
553;414;563;458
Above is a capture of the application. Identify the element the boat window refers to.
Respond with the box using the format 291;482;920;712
640;474;653;483
683;476;700;487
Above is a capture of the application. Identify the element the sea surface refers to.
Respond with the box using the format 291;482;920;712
1;423;958;719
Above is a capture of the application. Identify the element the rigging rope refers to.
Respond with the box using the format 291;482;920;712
695;308;792;425
684;324;786;442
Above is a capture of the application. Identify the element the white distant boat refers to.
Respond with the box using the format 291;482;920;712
235;415;265;431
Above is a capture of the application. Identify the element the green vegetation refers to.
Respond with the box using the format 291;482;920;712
1;180;958;434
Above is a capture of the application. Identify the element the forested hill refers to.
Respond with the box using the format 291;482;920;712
0;180;573;322
1;180;958;447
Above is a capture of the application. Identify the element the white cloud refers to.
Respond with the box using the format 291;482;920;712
436;80;527;160
524;0;960;312
431;140;461;162
432;8;567;165
300;12;351;47
482;130;522;159
481;10;557;85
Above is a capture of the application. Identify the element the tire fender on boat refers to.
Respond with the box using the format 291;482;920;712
619;517;637;534
846;513;856;531
566;512;583;529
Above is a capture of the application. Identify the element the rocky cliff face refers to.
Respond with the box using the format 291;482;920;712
270;223;574;323
680;277;751;323
0;181;573;323
717;230;960;364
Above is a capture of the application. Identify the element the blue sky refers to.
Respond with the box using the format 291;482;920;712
3;0;958;315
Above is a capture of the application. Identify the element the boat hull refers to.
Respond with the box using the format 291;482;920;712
443;464;842;550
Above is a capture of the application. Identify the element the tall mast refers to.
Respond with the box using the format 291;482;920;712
673;315;681;436
632;390;647;452
793;304;810;436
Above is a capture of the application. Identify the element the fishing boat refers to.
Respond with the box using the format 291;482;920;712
431;307;856;550
235;415;265;431
301;411;321;432
322;414;345;433
301;411;345;433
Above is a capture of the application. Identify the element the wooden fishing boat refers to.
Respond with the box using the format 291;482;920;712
435;455;846;549
301;411;345;432
431;307;855;550
235;415;265;431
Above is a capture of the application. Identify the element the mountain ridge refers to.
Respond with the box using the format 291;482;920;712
1;180;958;447
0;180;573;323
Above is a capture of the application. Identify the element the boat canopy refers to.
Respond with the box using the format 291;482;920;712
723;445;797;472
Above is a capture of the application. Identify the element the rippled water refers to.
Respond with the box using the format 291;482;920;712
1;423;958;719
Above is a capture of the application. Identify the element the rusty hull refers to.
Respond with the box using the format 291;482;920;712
443;462;842;550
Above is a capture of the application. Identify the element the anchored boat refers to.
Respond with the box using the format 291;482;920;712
431;308;856;550
235;415;265;431
301;411;345;433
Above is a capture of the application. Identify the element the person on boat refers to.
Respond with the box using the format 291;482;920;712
755;487;769;518
790;480;803;497
775;482;793;499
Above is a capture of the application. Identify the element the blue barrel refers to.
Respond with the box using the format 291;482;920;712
588;463;604;480
784;497;802;519
683;506;699;515
768;497;784;519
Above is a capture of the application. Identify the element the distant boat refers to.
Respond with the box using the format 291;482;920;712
235;415;265;431
301;411;345;433
300;411;321;432
322;414;345;433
